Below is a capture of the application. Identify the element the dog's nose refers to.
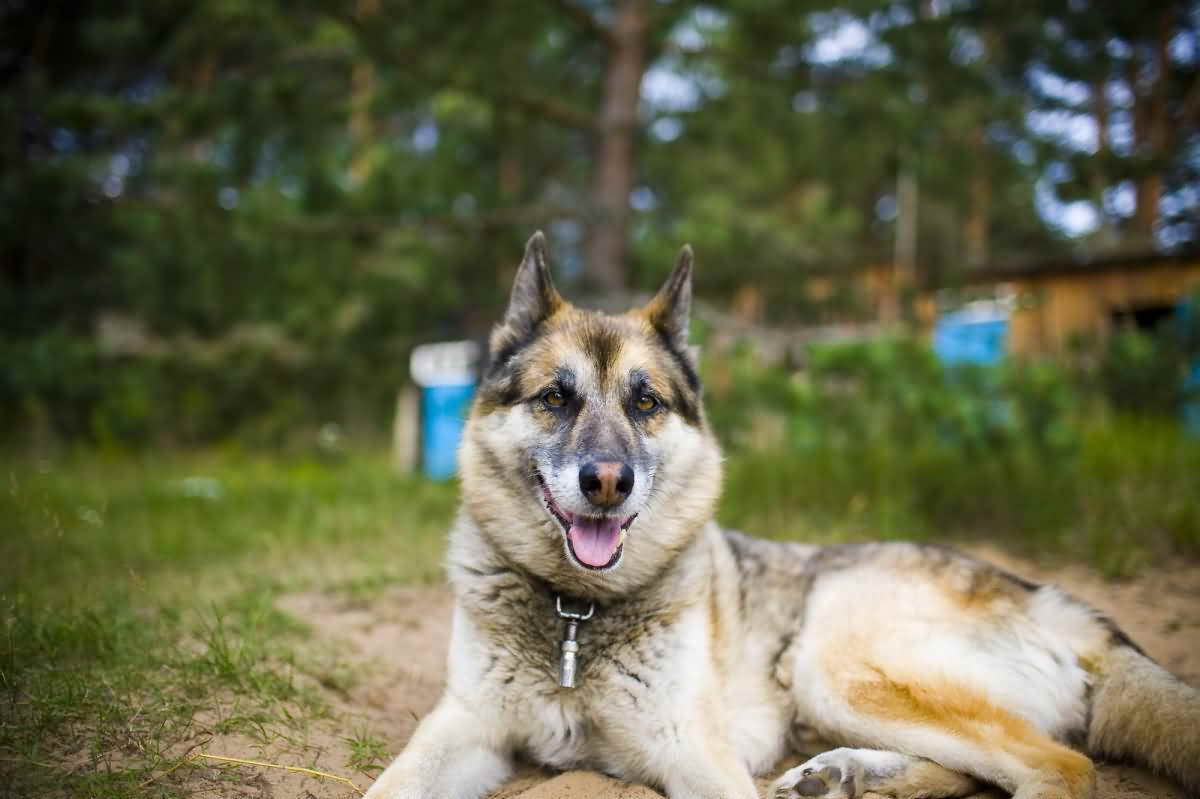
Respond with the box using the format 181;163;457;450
579;461;634;508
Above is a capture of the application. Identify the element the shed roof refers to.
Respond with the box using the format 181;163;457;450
958;249;1200;285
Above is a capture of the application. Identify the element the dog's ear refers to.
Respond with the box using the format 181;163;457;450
490;231;563;360
643;244;693;351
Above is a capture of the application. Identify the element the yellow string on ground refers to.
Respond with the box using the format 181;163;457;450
138;750;364;795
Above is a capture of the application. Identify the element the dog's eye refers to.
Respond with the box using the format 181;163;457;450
635;394;658;413
543;389;566;408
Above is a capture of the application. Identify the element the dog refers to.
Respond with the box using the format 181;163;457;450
365;233;1200;799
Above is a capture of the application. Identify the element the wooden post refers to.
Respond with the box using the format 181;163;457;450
392;385;419;474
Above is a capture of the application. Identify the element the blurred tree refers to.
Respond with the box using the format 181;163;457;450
635;0;1057;320
995;0;1200;248
1;0;1196;444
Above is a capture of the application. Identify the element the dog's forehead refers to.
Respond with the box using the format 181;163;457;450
524;309;668;390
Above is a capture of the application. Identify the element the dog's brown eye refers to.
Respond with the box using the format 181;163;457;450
635;394;657;412
544;389;566;408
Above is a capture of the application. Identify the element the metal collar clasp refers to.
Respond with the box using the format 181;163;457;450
555;595;595;688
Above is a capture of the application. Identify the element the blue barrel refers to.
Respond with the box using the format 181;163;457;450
420;383;475;479
933;306;1009;366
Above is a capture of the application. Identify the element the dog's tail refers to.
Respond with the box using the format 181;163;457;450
1087;640;1200;793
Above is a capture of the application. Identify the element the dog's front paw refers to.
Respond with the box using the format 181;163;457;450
772;749;864;799
362;772;418;799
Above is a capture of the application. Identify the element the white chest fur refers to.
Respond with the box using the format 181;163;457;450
445;597;791;781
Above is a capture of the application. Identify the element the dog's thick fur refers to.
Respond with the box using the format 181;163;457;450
366;234;1200;799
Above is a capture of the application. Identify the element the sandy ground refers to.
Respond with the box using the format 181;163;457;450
169;548;1200;798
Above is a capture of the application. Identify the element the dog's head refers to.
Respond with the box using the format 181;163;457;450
459;233;722;595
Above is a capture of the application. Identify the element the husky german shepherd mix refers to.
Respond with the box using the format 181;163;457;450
366;234;1200;799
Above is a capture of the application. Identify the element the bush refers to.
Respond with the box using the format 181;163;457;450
1085;310;1200;417
707;335;1200;572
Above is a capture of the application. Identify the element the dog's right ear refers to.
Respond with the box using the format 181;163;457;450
489;231;563;363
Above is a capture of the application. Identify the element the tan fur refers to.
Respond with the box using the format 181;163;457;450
845;668;1095;797
884;760;982;799
1088;646;1200;794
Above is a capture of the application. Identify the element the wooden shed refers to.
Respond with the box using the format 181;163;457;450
945;250;1200;357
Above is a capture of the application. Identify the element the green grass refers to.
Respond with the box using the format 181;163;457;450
344;725;392;775
0;449;457;797
2;449;456;595
720;415;1200;577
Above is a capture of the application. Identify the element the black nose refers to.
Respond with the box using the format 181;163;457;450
579;461;635;509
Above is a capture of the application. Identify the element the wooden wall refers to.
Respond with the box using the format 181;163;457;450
1001;262;1200;356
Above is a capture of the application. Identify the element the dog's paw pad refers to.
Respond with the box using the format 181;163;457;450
772;750;862;799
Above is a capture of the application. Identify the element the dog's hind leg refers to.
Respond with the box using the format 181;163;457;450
780;549;1116;798
773;748;980;799
785;670;1095;799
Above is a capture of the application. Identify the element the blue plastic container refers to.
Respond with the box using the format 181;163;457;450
420;383;475;480
933;306;1009;366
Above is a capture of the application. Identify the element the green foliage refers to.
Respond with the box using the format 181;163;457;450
801;336;1078;459
4;2;1196;446
710;335;1080;461
1080;306;1200;417
1071;417;1200;572
1092;329;1184;415
707;336;1200;572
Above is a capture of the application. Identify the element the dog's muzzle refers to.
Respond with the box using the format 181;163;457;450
536;471;637;570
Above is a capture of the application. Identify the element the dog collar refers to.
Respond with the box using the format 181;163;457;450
555;595;595;688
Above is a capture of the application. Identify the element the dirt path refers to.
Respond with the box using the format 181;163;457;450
188;550;1200;798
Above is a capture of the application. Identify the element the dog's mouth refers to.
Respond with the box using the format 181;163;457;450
535;472;637;571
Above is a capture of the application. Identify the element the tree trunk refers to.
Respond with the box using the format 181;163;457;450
1133;6;1173;242
348;0;380;187
1090;76;1117;248
586;0;648;294
885;164;919;324
496;110;524;292
348;60;377;186
497;116;523;203
965;124;990;267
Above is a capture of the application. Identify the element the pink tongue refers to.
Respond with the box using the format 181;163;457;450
567;516;623;567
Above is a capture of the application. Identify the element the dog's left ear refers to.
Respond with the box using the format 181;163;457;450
644;245;693;351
